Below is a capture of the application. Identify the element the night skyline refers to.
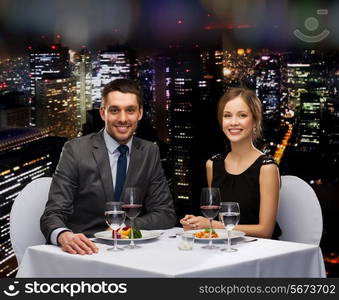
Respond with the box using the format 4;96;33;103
1;0;339;278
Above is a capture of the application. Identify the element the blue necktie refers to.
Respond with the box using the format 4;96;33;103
115;144;128;202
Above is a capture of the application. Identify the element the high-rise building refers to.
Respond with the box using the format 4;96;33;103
286;51;328;153
29;45;70;96
256;54;281;120
322;95;339;181
278;51;330;180
196;50;225;158
0;128;66;277
29;44;70;126
199;50;224;104
0;92;30;128
74;49;92;125
100;51;130;86
91;53;101;109
91;51;131;107
298;92;322;152
36;78;79;139
169;53;200;215
135;56;155;123
0;105;29;128
153;56;172;144
255;54;282;147
285;62;311;152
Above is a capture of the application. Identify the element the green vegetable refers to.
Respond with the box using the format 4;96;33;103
128;228;142;239
204;228;216;234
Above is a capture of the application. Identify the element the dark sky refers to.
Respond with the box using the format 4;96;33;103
0;0;207;55
1;0;339;56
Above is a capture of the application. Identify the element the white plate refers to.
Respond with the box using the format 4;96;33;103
93;230;162;242
186;229;245;241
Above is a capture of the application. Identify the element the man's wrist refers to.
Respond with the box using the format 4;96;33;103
57;230;72;245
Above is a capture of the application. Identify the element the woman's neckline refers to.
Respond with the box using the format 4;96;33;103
224;153;264;176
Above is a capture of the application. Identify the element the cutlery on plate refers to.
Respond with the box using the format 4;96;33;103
168;233;183;238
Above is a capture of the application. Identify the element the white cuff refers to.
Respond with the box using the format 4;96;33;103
50;227;71;245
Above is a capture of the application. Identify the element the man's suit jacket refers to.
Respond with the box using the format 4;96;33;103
40;130;176;240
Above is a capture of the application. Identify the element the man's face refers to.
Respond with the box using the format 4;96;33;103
100;91;143;144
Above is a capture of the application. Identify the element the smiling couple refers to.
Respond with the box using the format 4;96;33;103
40;78;280;255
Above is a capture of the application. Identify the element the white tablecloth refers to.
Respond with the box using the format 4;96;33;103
17;228;326;278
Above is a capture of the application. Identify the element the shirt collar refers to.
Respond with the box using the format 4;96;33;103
103;129;133;155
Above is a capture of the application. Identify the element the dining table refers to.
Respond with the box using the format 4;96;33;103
16;228;326;278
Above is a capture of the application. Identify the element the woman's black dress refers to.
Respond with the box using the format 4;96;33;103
211;153;281;239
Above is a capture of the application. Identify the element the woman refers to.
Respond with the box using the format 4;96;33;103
180;88;281;239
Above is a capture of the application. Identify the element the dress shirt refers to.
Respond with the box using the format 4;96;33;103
103;129;132;189
50;130;132;245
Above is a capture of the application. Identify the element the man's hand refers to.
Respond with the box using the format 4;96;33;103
57;231;98;255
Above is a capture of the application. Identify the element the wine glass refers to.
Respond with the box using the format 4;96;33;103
219;202;240;252
121;187;142;249
200;187;221;249
105;202;126;251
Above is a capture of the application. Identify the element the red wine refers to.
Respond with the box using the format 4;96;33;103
122;204;142;219
200;205;220;219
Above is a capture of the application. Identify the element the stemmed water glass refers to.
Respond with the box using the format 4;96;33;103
105;202;126;251
121;187;142;249
200;187;221;249
219;202;240;252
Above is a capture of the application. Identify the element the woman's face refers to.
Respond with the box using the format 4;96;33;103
222;96;255;143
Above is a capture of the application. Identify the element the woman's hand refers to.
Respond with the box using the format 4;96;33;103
180;215;210;230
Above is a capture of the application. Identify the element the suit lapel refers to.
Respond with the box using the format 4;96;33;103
125;137;142;189
92;130;114;202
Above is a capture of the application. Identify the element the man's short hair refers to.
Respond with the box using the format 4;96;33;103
101;79;143;108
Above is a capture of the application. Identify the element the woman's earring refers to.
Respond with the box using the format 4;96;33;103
253;127;257;134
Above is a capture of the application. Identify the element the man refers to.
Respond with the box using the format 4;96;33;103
40;79;176;255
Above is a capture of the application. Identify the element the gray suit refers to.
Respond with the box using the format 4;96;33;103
40;130;176;240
